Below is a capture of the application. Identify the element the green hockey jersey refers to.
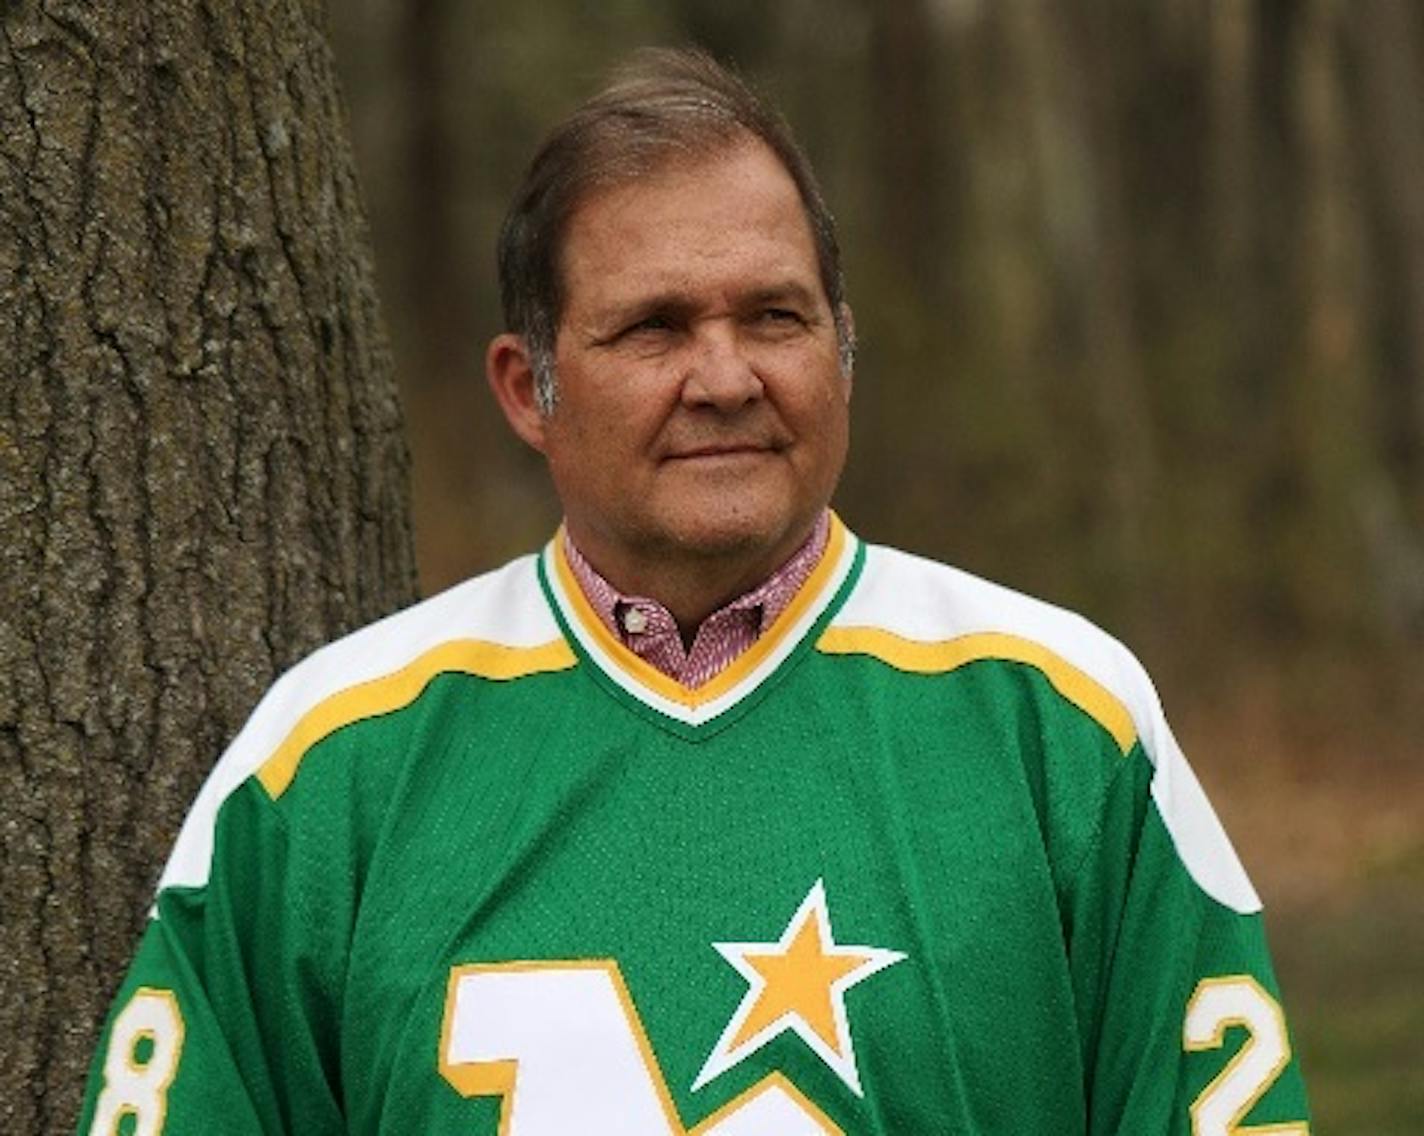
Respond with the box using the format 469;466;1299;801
78;517;1311;1134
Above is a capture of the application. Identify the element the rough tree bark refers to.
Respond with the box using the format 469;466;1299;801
0;2;418;1131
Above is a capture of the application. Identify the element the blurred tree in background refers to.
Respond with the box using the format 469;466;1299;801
332;2;1423;1128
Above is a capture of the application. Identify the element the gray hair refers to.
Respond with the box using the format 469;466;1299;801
496;47;854;413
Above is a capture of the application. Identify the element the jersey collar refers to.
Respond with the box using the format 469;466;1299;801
541;513;860;727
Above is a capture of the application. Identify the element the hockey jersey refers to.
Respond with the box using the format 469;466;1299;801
77;516;1311;1134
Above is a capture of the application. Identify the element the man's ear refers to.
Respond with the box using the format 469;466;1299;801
486;333;549;452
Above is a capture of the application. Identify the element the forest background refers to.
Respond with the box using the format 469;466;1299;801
332;1;1422;1129
8;1;1414;1130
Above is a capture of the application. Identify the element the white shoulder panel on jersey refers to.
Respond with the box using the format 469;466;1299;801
156;554;564;896
827;544;1261;915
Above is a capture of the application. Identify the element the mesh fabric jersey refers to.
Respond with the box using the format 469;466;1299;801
78;516;1311;1135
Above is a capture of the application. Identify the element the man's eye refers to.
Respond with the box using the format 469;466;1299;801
625;315;674;336
756;308;805;329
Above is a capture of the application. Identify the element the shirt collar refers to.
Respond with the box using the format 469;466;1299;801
562;511;832;643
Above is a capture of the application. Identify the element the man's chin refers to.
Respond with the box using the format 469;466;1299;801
657;506;809;566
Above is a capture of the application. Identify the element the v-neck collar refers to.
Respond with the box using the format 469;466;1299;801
539;514;861;727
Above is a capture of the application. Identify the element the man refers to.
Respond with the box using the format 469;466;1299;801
79;49;1310;1135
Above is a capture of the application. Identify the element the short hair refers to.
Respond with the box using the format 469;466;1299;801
497;47;853;412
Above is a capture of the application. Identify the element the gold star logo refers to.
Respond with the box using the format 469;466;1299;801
693;880;906;1097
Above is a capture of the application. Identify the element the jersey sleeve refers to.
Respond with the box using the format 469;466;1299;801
1066;742;1312;1135
75;777;346;1136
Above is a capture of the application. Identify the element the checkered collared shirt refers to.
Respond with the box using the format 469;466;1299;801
562;511;831;689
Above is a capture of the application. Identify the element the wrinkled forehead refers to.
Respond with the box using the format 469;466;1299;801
550;134;817;317
559;141;825;324
552;129;749;261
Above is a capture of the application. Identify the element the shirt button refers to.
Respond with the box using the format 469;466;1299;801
623;607;649;634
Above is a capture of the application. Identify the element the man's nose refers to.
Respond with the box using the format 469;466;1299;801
680;322;765;411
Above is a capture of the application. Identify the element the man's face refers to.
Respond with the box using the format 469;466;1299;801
532;139;851;591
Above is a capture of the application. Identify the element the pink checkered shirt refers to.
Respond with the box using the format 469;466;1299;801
563;511;831;689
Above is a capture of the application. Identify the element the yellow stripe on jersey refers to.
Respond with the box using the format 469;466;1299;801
257;638;577;798
815;627;1138;755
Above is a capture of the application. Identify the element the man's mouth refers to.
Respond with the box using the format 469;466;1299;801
666;444;770;460
663;434;789;462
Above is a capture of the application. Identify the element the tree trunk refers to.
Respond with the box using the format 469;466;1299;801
400;0;463;391
1352;0;1424;507
1278;0;1374;633
0;2;418;1131
868;0;950;302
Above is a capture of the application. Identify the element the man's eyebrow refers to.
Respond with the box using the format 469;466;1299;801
741;281;822;310
584;280;824;337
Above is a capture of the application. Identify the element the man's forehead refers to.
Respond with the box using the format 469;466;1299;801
543;136;830;340
571;127;762;206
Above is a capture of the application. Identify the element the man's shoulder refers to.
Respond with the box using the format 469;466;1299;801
242;547;577;768
155;550;575;893
253;551;570;747
830;540;1148;715
826;537;1261;914
298;550;562;680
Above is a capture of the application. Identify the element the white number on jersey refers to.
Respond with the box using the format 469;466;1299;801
1184;976;1309;1136
89;988;185;1136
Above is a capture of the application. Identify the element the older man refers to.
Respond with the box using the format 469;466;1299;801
79;50;1310;1135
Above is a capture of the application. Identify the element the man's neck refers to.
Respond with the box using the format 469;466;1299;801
565;515;828;638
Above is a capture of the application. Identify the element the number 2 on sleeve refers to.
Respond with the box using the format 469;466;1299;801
1184;976;1308;1136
